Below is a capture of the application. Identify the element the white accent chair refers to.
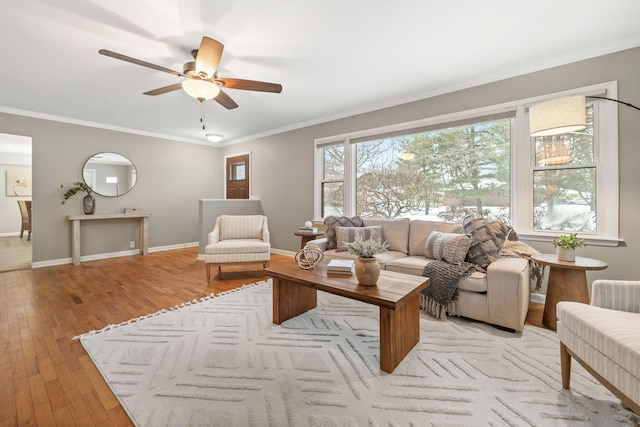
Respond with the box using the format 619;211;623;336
557;280;640;414
204;215;271;283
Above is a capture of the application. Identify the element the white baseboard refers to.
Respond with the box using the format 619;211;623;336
270;248;296;257
0;232;21;237
149;242;199;253
531;292;545;305
32;242;199;268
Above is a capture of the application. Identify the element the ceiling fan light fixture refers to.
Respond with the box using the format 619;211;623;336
181;79;220;101
205;133;223;143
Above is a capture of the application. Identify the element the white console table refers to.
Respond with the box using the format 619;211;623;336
67;212;151;265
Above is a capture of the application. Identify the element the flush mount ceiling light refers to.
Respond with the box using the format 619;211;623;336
181;79;220;102
205;133;223;143
530;96;587;137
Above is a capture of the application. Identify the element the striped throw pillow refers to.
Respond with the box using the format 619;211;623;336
324;216;364;250
425;231;471;264
335;226;383;252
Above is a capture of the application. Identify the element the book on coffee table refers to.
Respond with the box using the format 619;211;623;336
327;259;355;274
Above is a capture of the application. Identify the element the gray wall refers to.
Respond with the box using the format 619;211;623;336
0;114;223;263
222;46;640;293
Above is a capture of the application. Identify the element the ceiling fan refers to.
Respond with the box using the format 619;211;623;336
99;36;282;110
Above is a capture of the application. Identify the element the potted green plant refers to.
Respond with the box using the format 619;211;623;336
61;181;96;214
552;233;585;262
344;238;389;286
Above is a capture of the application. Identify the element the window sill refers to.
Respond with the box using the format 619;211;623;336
518;234;623;247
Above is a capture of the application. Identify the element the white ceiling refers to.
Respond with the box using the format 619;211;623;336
1;0;640;147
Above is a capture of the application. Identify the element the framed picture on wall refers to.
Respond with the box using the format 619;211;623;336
6;170;32;196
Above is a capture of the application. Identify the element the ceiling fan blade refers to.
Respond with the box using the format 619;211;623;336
99;49;185;77
216;78;282;93
214;89;239;110
195;37;224;79
143;83;183;96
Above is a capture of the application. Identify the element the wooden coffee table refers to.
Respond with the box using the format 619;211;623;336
265;260;429;373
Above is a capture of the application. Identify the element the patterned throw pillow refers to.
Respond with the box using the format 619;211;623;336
461;215;511;271
424;231;472;264
324;216;364;250
335;226;384;252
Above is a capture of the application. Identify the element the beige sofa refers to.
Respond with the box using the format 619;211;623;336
307;217;530;332
557;280;640;414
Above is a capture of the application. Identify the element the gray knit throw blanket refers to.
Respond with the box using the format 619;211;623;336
421;261;476;320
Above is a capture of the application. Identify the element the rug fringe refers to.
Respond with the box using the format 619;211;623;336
72;279;271;341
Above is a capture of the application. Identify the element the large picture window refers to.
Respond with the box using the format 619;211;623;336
315;82;620;245
352;118;511;223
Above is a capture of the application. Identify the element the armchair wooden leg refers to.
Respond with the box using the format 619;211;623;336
206;264;211;284
560;342;572;389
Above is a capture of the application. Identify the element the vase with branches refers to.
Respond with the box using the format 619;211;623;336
61;181;95;214
344;238;389;285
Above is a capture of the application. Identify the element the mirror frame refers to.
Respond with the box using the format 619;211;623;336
82;152;137;197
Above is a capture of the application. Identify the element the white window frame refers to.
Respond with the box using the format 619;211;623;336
314;81;620;246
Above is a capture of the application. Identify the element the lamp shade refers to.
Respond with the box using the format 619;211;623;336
181;79;220;101
530;96;587;137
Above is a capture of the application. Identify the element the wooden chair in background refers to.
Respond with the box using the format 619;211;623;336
18;200;32;241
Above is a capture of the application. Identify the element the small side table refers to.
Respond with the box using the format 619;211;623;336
531;253;608;331
293;231;324;249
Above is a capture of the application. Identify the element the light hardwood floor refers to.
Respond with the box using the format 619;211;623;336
0;248;545;426
0;236;31;272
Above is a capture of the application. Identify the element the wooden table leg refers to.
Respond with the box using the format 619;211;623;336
272;278;317;324
140;216;149;256
379;294;420;373
71;219;81;265
542;267;589;330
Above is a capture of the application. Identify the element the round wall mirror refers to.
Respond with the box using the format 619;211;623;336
82;152;137;197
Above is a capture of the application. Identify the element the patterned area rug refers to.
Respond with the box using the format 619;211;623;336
77;280;638;426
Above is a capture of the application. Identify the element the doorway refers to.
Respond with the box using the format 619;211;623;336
225;153;250;199
0;133;32;272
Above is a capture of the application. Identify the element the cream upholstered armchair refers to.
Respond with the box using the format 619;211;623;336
204;215;271;283
557;280;640;414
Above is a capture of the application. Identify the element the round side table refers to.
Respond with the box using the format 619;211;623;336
531;253;607;331
294;231;324;249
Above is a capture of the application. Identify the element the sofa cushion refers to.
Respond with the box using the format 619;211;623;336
322;249;406;270
461;216;511;271
335;226;383;252
219;215;264;240
324;216;364;250
425;231;471;265
385;256;434;276
363;218;410;254
409;220;462;256
457;271;488;293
